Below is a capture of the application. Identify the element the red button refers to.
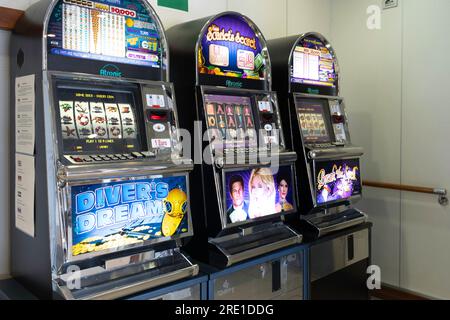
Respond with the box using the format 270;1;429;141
149;113;167;121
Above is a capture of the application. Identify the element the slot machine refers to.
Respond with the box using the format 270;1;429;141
10;0;198;299
167;12;302;268
268;33;368;238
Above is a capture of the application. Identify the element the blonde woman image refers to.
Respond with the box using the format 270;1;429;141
248;168;276;219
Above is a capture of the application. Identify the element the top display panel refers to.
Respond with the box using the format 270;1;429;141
291;36;336;88
198;14;267;81
47;0;162;69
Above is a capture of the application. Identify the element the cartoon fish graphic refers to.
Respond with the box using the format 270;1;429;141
161;188;188;237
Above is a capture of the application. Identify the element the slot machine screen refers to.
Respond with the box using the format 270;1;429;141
295;98;332;144
291;37;336;87
224;166;296;225
70;174;190;258
55;81;145;154
203;94;257;149
314;158;362;206
47;0;161;68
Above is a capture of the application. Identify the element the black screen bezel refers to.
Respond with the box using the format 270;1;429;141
201;88;266;149
312;157;363;208
295;97;334;145
53;77;148;156
222;164;298;228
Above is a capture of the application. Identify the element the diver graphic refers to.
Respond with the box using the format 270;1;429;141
161;187;188;237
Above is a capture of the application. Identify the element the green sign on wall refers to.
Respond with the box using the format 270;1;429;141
157;0;188;12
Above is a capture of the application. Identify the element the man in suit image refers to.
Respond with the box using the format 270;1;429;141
227;175;249;223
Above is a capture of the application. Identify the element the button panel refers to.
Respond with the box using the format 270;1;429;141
311;143;335;149
65;152;156;164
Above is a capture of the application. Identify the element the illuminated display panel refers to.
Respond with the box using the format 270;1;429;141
203;94;257;149
315;158;362;205
47;0;161;68
55;81;144;154
71;175;190;257
296;98;331;144
198;14;266;80
291;36;336;87
224;166;296;225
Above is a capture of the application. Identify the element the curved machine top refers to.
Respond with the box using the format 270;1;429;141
15;0;169;81
167;11;272;91
195;11;272;89
288;32;340;95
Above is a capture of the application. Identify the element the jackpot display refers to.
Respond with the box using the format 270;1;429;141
47;0;161;67
315;159;361;205
71;175;189;257
225;166;296;224
198;15;265;80
291;36;336;87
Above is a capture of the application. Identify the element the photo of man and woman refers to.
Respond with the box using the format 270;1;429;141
225;166;295;224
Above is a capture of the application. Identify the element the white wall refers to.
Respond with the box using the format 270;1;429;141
400;0;450;299
330;0;403;287
331;0;450;299
227;0;287;39
227;0;331;40
287;0;331;38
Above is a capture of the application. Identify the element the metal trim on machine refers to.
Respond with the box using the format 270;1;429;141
55;264;199;300
308;147;364;160
210;225;303;267
310;214;368;238
57;161;194;182
223;235;303;267
310;228;369;282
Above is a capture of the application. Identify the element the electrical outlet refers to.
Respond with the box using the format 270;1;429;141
383;0;398;10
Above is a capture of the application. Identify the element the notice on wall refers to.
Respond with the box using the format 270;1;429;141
15;153;35;238
15;75;35;156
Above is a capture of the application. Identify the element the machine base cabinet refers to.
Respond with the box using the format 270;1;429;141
208;247;306;300
126;275;208;300
309;223;372;300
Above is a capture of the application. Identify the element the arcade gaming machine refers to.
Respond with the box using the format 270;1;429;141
10;0;198;299
268;33;371;299
167;12;302;268
268;33;368;239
